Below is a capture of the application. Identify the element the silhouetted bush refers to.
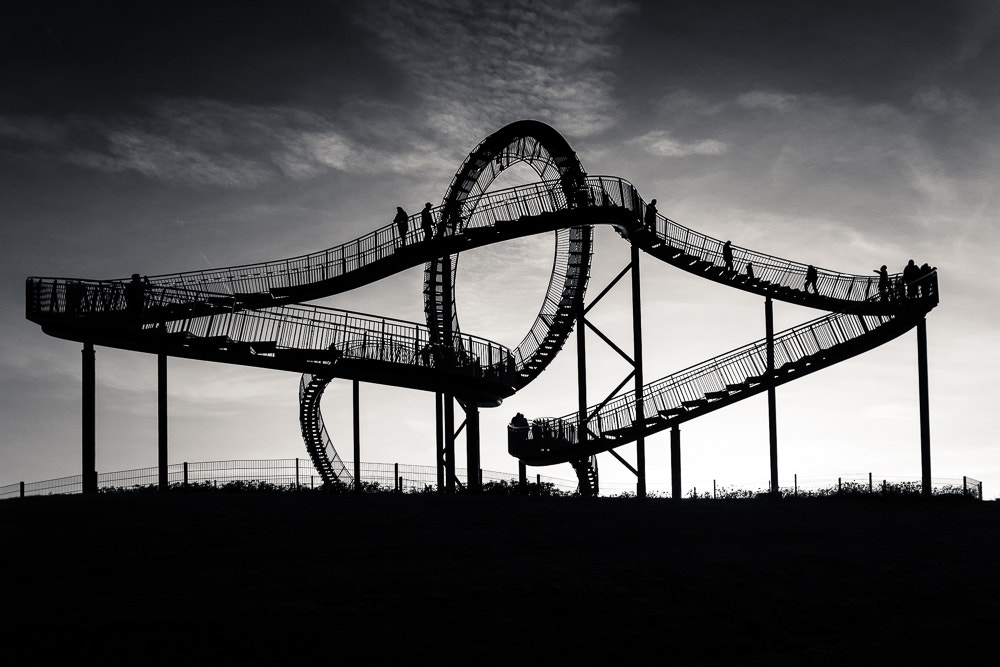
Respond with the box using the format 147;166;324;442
480;478;571;496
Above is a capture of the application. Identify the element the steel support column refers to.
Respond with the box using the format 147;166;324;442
631;244;646;498
157;353;168;491
435;391;444;493
444;394;456;493
577;307;587;441
670;426;681;501
466;402;481;493
82;342;96;494
353;379;361;493
917;318;931;497
765;296;778;494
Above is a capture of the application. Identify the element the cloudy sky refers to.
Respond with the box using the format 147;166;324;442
2;0;998;496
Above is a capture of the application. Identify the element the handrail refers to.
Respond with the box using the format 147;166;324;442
517;275;938;450
26;175;920;319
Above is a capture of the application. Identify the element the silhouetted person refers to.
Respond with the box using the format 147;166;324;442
394;207;409;246
804;265;819;294
644;198;658;232
902;259;919;298
421;203;434;241
722;240;734;272
874;265;889;301
125;273;145;324
746;262;755;280
511;412;528;428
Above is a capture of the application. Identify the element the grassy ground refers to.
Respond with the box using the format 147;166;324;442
1;492;997;664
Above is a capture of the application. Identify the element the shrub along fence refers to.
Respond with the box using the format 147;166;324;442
0;461;983;500
0;458;578;499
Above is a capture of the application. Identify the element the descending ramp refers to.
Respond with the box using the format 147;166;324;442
509;280;939;467
24;120;940;492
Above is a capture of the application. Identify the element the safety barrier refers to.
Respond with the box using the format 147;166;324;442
0;459;578;500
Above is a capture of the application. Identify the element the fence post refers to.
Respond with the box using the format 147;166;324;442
794;474;797;497
295;458;300;489
869;472;873;495
838;477;841;495
183;462;189;488
20;481;25;498
394;463;399;493
713;479;716;500
963;475;967;496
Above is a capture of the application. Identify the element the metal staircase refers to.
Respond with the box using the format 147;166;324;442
299;374;353;487
509;277;938;467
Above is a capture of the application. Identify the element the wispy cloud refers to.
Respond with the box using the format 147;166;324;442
911;86;977;114
352;0;638;140
737;90;801;113
628;130;728;158
0;99;458;188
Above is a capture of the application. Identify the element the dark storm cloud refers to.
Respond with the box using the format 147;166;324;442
617;0;1000;108
2;1;397;115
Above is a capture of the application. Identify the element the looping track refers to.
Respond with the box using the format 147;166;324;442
25;121;938;490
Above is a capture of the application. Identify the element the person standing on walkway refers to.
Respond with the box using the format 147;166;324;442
874;265;889;301
804;265;819;294
421;203;434;241
644;198;658;233
722;240;734;272
902;259;920;298
394;207;409;247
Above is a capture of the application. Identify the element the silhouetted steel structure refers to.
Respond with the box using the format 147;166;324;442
25;121;939;496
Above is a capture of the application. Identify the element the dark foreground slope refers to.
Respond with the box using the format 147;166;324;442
1;492;997;664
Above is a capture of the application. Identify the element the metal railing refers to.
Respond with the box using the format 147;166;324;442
2;463;980;500
521;287;934;448
26;175;934;328
0;459;579;500
599;474;983;500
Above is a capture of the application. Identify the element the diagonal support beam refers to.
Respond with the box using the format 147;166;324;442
607;447;638;476
584;262;632;315
584;318;634;366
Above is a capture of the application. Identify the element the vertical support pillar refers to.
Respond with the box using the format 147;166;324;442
577;306;587;441
765;296;778;494
917;318;931;498
353;379;361;493
466;402;481;494
435;391;444;493
157;353;168;491
631;244;646;498
518;460;527;495
444;394;456;493
670;426;681;501
81;342;97;494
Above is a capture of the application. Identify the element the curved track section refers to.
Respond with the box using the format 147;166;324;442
428;120;594;390
24;120;940;491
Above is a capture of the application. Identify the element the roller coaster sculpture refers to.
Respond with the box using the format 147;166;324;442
26;120;939;495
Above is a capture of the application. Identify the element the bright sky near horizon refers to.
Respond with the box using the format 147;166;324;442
2;1;998;496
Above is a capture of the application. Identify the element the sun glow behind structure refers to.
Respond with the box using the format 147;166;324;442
2;1;997;496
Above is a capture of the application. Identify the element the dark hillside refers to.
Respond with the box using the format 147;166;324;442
1;493;997;664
